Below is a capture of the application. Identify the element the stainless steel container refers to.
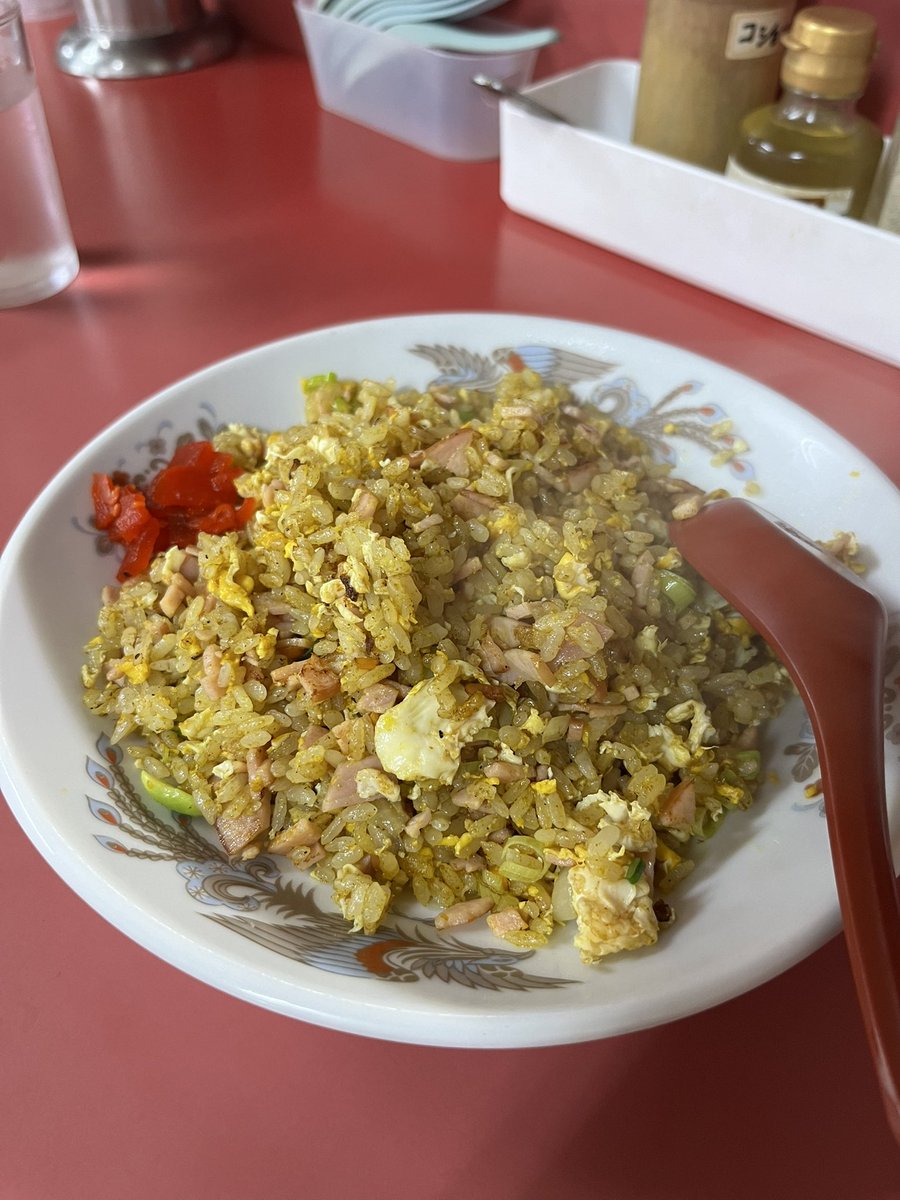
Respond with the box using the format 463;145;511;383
56;0;235;76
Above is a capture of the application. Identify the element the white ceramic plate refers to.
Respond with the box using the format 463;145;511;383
2;313;899;1048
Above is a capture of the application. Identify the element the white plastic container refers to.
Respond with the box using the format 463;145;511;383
498;59;900;367
294;1;539;161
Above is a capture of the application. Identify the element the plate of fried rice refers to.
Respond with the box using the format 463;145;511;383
2;313;899;1047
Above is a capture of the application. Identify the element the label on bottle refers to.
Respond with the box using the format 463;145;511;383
725;158;855;214
725;8;794;60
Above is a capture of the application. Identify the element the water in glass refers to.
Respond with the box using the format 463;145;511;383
0;3;78;306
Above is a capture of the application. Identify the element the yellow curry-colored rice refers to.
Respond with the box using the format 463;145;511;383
82;370;792;962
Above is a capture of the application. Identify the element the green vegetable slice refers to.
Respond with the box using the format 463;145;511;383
734;749;761;778
302;371;337;394
657;569;697;613
140;770;200;816
626;856;645;884
498;835;547;883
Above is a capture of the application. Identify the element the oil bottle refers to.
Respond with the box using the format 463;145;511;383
726;6;884;219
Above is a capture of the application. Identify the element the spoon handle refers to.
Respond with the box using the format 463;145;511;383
803;606;900;1143
386;22;560;52
472;74;573;124
671;498;900;1144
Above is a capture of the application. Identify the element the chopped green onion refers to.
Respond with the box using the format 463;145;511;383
499;835;547;883
657;569;697;613
302;371;337;394
700;809;721;839
735;749;761;779
140;770;200;816
626;856;645;884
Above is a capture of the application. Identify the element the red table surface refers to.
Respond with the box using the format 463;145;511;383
2;4;900;1197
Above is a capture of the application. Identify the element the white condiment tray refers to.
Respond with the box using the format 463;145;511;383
498;60;900;367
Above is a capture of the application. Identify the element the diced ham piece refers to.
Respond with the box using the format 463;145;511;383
477;633;509;676
481;761;528;783
351;488;379;520
267;817;321;855
261;480;286;508
160;571;194;618
330;719;354;756
452;854;487;873
657;780;696;830
488;616;527;650
322;755;382;811
201;645;226;700
449;784;486;810
495;649;557;689
562;463;597;493
179;550;200;583
271;658;341;704
217;795;272;856
575;614;615;644
424;429;473;475
245;747;274;791
487;909;528;936
550;641;587;668
451;490;499;520
356;682;401;713
550;616;616;669
434;896;493;930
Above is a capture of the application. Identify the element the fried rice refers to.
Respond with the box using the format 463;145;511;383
81;370;793;962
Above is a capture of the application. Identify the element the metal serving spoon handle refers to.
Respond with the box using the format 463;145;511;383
472;74;573;124
670;497;900;1145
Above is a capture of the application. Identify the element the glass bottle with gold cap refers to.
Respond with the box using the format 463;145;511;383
726;5;884;219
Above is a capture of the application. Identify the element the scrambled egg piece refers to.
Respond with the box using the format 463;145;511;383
306;433;343;464
355;767;401;804
665;699;715;754
521;708;545;737
646;723;692;771
204;536;254;617
116;659;149;685
487;508;521;537
553;552;597;600
374;666;493;785
635;625;659;656
569;793;658;962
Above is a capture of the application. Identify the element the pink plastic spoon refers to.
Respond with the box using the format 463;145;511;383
670;498;900;1144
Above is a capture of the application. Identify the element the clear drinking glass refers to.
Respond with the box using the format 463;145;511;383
0;0;78;307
